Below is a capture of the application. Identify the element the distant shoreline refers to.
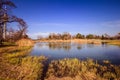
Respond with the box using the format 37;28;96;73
34;39;120;45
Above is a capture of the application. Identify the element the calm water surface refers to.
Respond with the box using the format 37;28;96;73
30;42;120;65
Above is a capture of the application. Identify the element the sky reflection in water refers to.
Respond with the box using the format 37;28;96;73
30;42;120;64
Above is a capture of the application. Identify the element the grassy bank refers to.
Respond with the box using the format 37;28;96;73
0;42;120;80
37;39;120;46
45;58;120;80
0;46;46;80
103;40;120;46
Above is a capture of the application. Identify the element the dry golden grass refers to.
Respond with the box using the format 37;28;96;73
39;39;71;43
0;46;47;80
39;39;102;45
38;39;120;46
72;39;102;44
16;39;34;47
106;40;120;46
1;39;120;80
45;58;120;80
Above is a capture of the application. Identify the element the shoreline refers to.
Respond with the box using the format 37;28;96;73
34;39;120;45
0;41;120;80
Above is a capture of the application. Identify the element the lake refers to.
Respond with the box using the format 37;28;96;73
30;42;120;65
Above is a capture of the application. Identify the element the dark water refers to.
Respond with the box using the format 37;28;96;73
30;42;120;65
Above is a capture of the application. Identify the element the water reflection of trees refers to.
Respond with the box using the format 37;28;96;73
36;43;44;48
101;42;108;47
77;45;82;50
48;42;71;51
72;43;82;50
86;43;94;48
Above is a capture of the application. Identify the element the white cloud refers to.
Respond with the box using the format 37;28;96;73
28;32;50;39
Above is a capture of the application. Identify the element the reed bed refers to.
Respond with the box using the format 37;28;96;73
45;58;120;80
0;46;46;80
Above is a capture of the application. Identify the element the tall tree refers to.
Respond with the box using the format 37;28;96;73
62;32;71;40
0;0;27;44
86;34;94;39
76;33;85;39
115;32;120;39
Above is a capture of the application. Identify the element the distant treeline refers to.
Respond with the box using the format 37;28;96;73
38;32;120;40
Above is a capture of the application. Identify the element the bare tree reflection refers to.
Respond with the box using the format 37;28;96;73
86;43;94;48
36;43;44;48
77;45;82;50
62;43;71;51
48;42;71;51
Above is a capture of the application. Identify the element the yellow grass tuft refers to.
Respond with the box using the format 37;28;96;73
16;39;34;47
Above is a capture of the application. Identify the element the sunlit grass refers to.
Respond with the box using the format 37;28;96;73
18;56;46;80
107;40;120;46
45;58;120;80
39;39;120;46
0;46;47;80
0;42;120;80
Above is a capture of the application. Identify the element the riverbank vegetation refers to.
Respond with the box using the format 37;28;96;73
46;58;120;80
0;0;120;80
37;39;120;46
37;32;120;46
38;32;120;40
0;46;46;80
0;45;120;80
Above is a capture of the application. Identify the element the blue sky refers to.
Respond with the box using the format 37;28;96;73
12;0;120;39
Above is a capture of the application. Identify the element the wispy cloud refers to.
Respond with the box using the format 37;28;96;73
29;22;74;27
28;32;50;39
28;22;80;39
101;20;120;27
28;20;120;39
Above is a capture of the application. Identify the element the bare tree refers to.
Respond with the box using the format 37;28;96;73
0;0;27;44
62;32;71;40
0;0;16;40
